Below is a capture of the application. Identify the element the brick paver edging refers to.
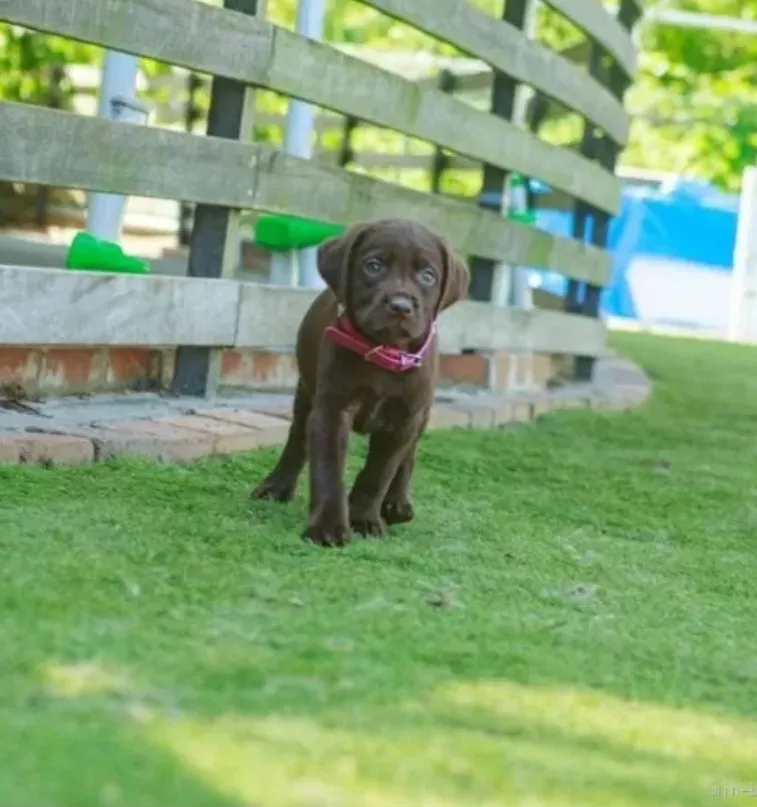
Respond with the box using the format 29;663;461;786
0;356;650;467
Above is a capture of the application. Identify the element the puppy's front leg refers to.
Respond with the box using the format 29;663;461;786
349;425;420;538
304;405;351;547
381;443;418;525
382;411;428;525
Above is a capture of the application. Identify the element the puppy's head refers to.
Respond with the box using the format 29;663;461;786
317;218;469;347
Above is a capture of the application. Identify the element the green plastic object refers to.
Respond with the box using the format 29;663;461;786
508;209;536;226
65;232;151;274
507;173;536;226
254;214;344;253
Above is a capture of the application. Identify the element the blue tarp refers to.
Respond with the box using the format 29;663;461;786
531;179;740;322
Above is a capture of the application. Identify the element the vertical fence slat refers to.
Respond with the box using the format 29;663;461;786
564;44;601;320
468;0;533;302
35;63;66;229
178;71;204;248
337;115;358;168
170;0;261;398
569;0;641;380
430;68;456;194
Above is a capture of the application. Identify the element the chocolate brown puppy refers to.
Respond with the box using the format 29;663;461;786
251;218;469;547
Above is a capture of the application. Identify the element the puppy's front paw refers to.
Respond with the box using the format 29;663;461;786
350;515;386;539
302;519;350;548
251;473;297;502
381;498;414;525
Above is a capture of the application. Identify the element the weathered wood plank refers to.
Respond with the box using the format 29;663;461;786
0;266;606;357
0;0;619;214
542;0;637;76
0;265;239;347
438;300;607;355
0;103;611;285
358;0;628;145
235;284;607;356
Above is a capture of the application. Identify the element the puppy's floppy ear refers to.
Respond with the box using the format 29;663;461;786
437;237;470;313
317;222;370;303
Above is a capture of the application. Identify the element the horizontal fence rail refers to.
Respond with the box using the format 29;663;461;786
0;102;612;285
63;65;583;145
0;265;608;357
359;0;629;146
0;0;620;215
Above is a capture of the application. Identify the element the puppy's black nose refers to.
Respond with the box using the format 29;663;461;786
386;295;414;315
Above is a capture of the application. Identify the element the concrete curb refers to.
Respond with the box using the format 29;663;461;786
0;355;650;467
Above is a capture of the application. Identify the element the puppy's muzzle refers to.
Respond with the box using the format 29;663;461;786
384;293;417;317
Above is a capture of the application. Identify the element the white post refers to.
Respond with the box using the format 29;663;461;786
728;166;757;342
268;0;327;289
87;51;148;241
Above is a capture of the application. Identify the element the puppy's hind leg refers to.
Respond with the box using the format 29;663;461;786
251;382;311;502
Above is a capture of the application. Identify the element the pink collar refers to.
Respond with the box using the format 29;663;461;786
324;316;436;373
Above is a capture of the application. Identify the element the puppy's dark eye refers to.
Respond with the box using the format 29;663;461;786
363;258;384;277
418;267;437;287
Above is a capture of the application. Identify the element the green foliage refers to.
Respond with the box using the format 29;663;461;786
0;25;174;110
0;26;96;105
626;0;757;189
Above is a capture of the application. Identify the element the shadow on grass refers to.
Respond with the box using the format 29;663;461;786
17;659;755;807
0;664;236;806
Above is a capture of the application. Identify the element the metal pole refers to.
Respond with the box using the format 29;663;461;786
645;9;757;35
269;0;327;289
87;51;148;241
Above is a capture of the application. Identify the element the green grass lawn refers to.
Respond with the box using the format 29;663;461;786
2;332;757;807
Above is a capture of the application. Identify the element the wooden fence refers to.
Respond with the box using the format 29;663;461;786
0;0;641;396
16;53;582;234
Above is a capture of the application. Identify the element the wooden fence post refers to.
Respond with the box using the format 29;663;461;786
564;43;602;318
337;115;358;168
170;0;262;398
430;68;456;194
567;0;641;381
469;0;533;301
178;71;204;248
35;63;65;229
